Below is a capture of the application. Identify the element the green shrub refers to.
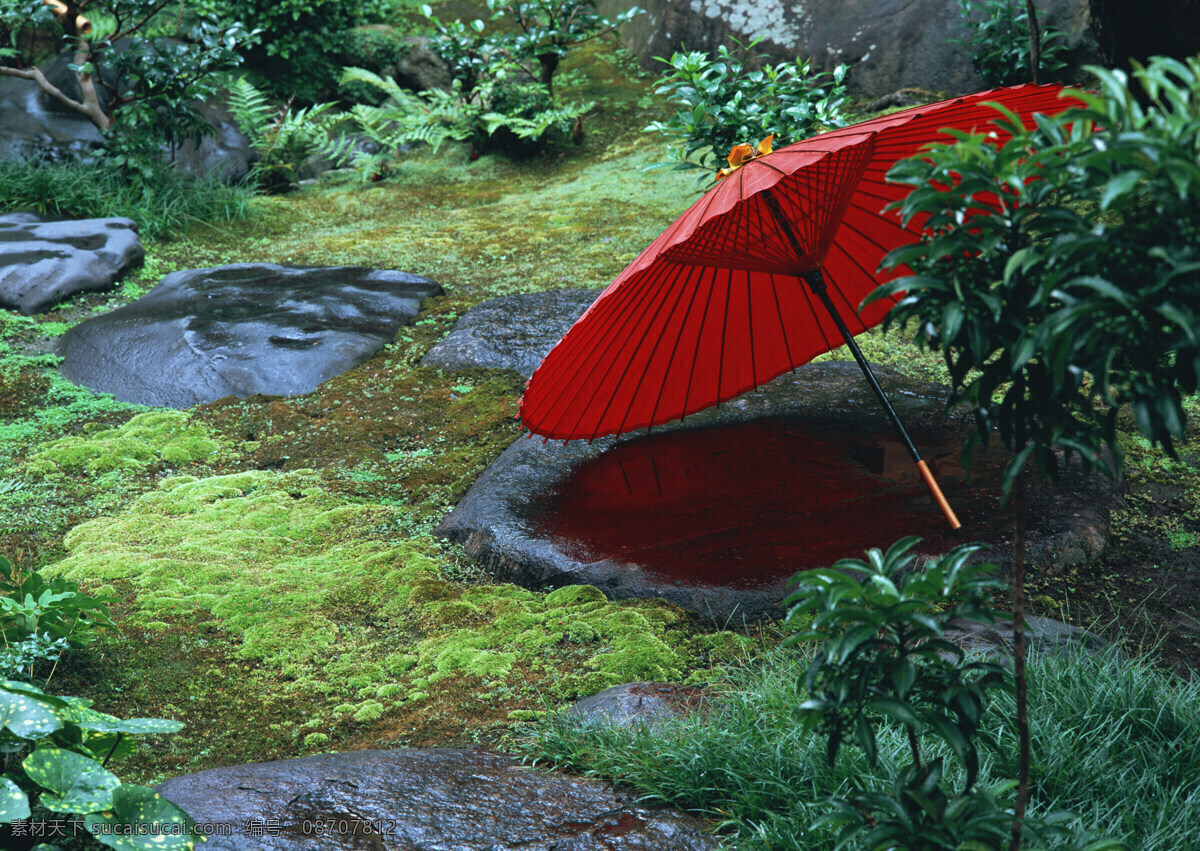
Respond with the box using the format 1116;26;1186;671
644;38;849;177
338;62;592;170
479;0;643;98
949;0;1067;86
194;0;393;101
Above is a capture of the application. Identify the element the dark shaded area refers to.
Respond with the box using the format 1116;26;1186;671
538;417;983;588
1090;0;1200;71
56;264;443;408
156;748;718;850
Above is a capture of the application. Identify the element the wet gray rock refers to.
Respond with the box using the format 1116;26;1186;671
436;362;1117;622
0;52;254;181
599;0;1099;97
57;264;442;408
945;615;1112;662
566;682;712;729
0;212;144;314
422;288;602;377
155;748;718;850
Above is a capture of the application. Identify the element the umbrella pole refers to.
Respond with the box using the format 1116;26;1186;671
759;189;960;528
801;268;962;530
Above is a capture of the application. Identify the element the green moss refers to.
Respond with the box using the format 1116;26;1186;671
46;469;734;734
302;732;330;748
27;410;222;475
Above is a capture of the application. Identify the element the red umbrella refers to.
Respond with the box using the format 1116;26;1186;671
520;83;1085;530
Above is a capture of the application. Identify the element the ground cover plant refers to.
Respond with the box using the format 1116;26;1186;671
0;9;1196;845
525;641;1200;850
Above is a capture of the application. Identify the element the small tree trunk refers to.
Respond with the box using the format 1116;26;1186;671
1024;0;1043;84
1008;465;1031;851
538;52;559;98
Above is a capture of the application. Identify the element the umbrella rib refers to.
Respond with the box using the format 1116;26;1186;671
523;282;638;432
767;272;796;367
680;270;718;419
538;271;664;438
580;260;696;439
577;264;682;441
647;264;707;428
746;269;757;386
610;263;700;436
798;271;837;356
715;265;734;403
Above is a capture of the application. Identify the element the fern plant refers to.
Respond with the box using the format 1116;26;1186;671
338;68;478;179
339;64;592;177
227;77;352;192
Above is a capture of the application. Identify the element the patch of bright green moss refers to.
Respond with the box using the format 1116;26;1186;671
48;470;751;722
28;410;223;475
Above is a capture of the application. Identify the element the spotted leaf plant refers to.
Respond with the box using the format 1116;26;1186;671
0;679;193;849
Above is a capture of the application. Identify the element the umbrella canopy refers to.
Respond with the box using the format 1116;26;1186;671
522;83;1082;436
521;83;1085;528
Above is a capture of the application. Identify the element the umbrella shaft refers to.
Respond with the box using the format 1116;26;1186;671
805;271;921;465
762;188;962;531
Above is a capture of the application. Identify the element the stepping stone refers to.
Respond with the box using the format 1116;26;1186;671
155;748;718;850
421;288;602;377
436;362;1117;622
56;264;443;408
0;212;143;314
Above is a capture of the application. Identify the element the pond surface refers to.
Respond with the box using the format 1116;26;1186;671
533;416;1004;591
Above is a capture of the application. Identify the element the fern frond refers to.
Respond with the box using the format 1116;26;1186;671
226;77;275;141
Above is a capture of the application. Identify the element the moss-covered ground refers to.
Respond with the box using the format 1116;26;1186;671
0;34;1196;793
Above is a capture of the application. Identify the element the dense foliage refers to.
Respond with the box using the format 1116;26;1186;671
876;55;1200;491
645;39;849;177
950;0;1067;85
784;539;1117;850
192;0;392;101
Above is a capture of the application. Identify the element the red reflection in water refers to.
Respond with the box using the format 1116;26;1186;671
533;418;998;590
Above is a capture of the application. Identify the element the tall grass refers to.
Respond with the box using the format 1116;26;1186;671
524;647;1200;850
0;156;257;240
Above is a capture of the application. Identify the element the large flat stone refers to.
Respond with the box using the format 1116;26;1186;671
0;212;144;314
156;748;718;850
57;264;443;408
421;288;602;378
437;362;1116;622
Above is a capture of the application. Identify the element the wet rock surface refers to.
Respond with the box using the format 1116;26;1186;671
57;264;443;408
422;288;602;378
945;614;1112;662
566;682;712;729
0;212;144;314
437;362;1117;622
156;748;718;850
601;0;1098;97
0;52;254;181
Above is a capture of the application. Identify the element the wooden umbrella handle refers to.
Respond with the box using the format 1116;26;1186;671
917;459;962;530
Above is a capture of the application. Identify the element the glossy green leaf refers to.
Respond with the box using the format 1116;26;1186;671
23;748;119;814
0;776;30;824
86;784;195;851
0;685;63;740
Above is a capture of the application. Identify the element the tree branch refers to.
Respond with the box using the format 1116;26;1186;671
0;64;110;131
